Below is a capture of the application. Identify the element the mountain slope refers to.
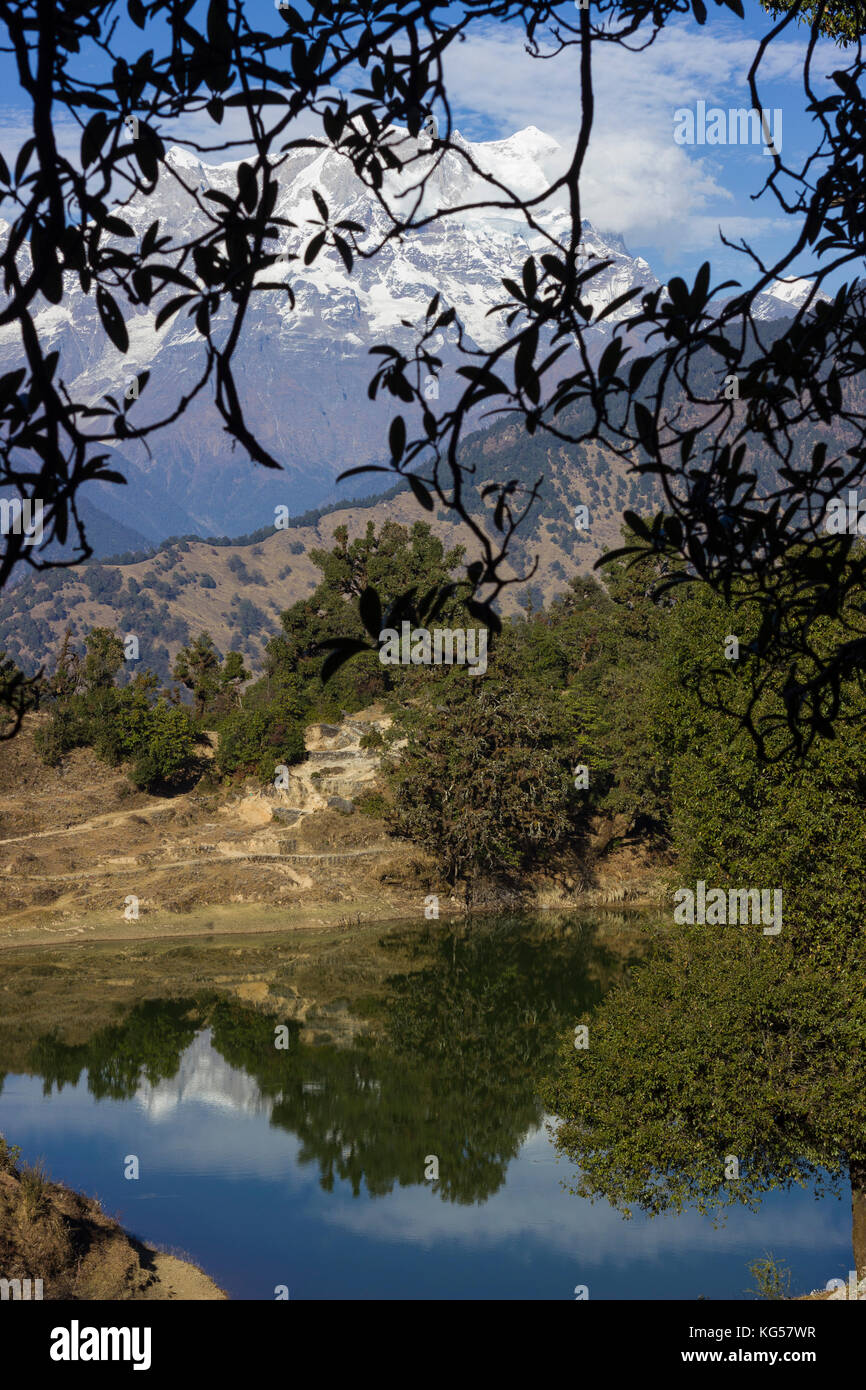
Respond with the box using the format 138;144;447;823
0;421;653;684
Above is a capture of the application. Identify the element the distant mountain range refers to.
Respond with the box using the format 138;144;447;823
0;125;817;547
0;406;656;684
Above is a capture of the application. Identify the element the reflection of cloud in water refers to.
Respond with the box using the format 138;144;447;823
2;1035;306;1185
320;1125;849;1266
135;1030;273;1122
4;1034;851;1274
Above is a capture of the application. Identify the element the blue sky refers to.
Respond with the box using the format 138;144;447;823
435;5;853;292
0;2;856;293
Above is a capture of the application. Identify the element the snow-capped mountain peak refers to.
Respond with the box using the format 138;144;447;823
0;126;662;535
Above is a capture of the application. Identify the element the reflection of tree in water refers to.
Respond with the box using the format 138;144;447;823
545;928;866;1284
20;919;635;1205
213;918;627;1203
26;1000;199;1100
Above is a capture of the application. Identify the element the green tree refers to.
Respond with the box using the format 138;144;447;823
560;547;674;840
82;627;124;692
760;0;866;43
653;581;866;961
91;672;158;767
266;520;467;717
128;701;199;792
387;683;576;907
216;688;305;781
221;650;250;704
172;633;221;717
547;579;866;1283
46;627;81;702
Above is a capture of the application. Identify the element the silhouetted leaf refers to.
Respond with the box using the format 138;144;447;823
304;231;326;265
359;586;382;637
81;113;109;167
332;233;353;271
623;510;651;541
319;641;370;683
408;474;434;511
237;163;257;212
389;415;406;463
154;294;196;330
96;287;129;353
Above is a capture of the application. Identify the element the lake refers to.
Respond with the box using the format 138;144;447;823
0;915;853;1299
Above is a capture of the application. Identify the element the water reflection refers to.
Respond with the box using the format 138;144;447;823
19;919;624;1204
0;917;852;1298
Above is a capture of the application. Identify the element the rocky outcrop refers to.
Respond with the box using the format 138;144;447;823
226;712;393;830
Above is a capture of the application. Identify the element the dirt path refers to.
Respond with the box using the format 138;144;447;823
14;846;395;882
0;800;180;847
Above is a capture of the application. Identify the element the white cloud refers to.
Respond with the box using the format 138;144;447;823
440;18;825;251
321;1124;847;1268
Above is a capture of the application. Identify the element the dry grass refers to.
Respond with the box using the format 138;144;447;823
0;1139;228;1300
0;1148;151;1300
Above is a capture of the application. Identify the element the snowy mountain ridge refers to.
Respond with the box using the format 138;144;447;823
0;125;817;537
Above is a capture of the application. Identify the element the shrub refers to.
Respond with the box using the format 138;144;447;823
92;686;150;765
216;699;305;780
123;702;198;791
20;1159;51;1219
34;698;91;765
226;555;250;581
746;1253;792;1301
0;1133;21;1174
355;790;389;818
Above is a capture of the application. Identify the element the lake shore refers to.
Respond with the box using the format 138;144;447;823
0;716;668;952
0;1157;227;1301
0;889;663;951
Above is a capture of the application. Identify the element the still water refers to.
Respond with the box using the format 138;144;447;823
0;917;853;1299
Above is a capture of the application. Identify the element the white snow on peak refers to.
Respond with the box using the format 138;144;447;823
165;146;205;169
4;124;661;394
127;125;646;350
479;125;562;160
767;276;817;306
